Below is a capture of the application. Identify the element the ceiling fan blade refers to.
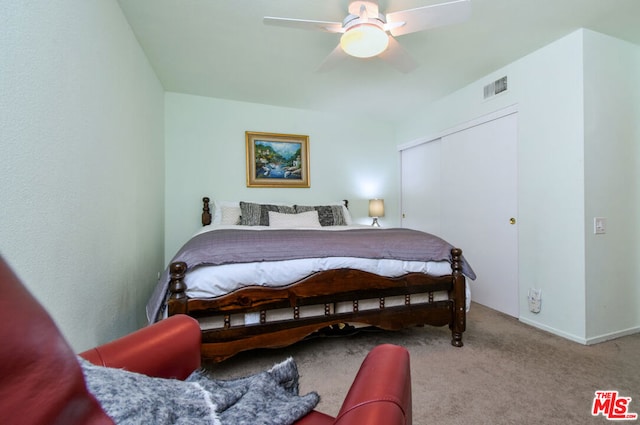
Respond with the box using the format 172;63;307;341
377;36;418;73
316;44;349;73
263;17;343;33
385;0;471;37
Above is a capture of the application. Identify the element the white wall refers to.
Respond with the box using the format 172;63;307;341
583;31;640;341
164;93;397;261
0;0;165;351
396;29;640;343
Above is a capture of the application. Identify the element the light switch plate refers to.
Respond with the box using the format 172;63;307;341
594;217;606;235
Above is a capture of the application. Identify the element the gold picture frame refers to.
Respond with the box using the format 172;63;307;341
245;131;310;188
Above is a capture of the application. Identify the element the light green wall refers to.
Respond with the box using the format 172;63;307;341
396;29;640;343
583;31;640;341
0;0;165;351
164;93;397;261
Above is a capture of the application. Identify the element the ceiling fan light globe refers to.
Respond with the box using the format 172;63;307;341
340;24;389;58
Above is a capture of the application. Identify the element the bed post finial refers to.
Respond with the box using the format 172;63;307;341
202;197;212;226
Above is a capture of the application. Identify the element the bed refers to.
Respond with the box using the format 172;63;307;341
147;197;476;362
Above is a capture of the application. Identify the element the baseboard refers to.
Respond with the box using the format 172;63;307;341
519;317;640;346
518;317;588;345
585;326;640;345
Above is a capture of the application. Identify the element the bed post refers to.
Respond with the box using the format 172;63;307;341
168;261;188;316
202;197;212;226
450;248;466;347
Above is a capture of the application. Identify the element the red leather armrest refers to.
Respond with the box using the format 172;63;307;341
293;411;335;425
79;315;201;380
333;344;412;425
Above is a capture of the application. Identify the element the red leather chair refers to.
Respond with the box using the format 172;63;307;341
0;256;412;425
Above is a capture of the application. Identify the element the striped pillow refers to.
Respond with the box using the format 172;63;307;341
239;202;295;226
294;204;347;226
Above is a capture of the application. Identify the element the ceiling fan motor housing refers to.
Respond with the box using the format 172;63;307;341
343;0;387;29
342;14;387;31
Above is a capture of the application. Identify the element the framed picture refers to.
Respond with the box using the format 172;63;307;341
245;131;310;188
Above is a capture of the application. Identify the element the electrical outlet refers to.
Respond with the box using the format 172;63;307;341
528;288;542;313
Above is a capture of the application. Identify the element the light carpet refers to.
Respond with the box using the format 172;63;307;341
205;303;640;424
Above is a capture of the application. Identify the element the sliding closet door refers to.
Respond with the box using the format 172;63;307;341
400;140;442;233
440;113;519;317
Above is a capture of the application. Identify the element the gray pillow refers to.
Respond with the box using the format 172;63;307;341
294;205;347;226
239;202;295;226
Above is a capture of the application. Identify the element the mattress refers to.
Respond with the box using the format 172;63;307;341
148;224;473;324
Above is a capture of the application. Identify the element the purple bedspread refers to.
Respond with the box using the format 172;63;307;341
146;227;475;322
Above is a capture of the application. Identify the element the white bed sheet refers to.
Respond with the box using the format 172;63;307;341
186;256;453;299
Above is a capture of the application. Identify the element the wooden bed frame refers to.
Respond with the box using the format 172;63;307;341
167;197;467;362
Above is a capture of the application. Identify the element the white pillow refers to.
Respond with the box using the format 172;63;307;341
212;201;240;225
268;210;322;228
337;203;353;225
219;205;242;225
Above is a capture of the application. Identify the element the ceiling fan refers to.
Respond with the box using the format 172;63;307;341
264;0;472;73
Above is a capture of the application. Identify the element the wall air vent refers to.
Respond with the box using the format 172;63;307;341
483;76;508;100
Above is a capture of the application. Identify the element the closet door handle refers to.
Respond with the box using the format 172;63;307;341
509;217;516;225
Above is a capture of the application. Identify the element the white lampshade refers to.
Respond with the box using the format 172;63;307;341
340;24;389;58
368;199;385;217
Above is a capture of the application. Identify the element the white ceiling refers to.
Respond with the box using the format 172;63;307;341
117;0;640;122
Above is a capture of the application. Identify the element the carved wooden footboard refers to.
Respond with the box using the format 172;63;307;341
167;248;466;362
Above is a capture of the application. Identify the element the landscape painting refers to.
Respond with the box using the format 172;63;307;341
245;131;310;188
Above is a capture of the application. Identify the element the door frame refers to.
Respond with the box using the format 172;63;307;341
398;104;519;151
